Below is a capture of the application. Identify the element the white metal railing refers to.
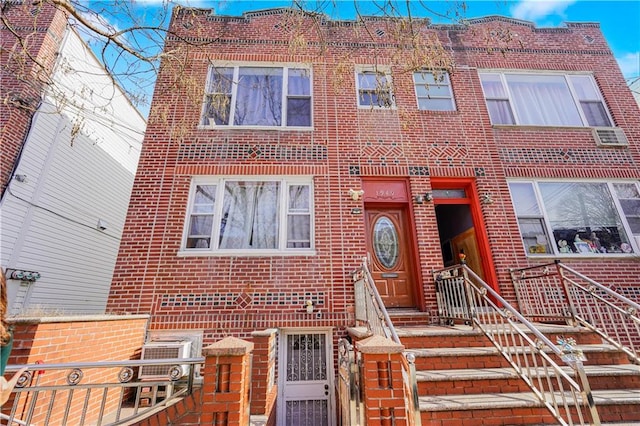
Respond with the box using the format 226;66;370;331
511;261;640;364
434;264;601;426
352;257;422;426
2;357;204;426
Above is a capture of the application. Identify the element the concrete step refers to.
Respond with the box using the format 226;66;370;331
406;343;630;370
415;364;640;395
397;323;603;349
419;389;640;424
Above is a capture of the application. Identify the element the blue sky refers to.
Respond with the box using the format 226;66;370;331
96;0;639;114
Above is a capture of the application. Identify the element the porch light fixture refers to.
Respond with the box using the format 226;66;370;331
415;193;433;204
349;188;364;201
480;193;494;205
7;268;41;282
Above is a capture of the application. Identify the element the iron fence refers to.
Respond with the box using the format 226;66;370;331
2;357;204;426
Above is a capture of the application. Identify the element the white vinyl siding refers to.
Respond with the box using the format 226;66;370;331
1;27;144;315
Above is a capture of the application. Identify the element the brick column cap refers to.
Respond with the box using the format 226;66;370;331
203;336;254;356
356;335;405;354
251;328;278;337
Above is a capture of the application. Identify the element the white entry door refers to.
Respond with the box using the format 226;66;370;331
278;330;335;426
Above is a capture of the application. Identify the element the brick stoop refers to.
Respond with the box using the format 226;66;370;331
131;388;203;426
396;324;640;425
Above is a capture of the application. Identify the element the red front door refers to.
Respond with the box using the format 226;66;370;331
365;208;416;308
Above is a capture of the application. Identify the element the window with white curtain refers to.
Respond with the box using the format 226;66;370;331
200;65;312;128
183;177;313;254
413;71;456;111
508;181;638;256
480;72;612;127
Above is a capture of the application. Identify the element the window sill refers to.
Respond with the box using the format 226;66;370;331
417;109;458;114
177;249;317;257
526;253;639;259
491;124;604;131
356;105;397;111
197;125;314;132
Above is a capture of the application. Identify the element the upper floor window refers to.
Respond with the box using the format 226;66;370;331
413;71;455;111
182;177;313;254
356;69;394;108
200;65;312;128
480;72;612;127
508;180;638;256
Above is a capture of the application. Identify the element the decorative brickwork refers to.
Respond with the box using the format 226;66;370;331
107;11;640;415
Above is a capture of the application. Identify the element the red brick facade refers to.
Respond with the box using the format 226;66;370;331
0;1;67;195
107;8;640;344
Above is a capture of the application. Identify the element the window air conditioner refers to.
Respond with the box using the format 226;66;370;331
592;127;628;146
139;341;192;380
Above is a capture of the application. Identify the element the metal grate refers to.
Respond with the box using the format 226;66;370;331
139;342;191;379
593;127;628;146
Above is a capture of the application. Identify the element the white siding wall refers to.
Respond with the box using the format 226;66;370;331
1;26;145;315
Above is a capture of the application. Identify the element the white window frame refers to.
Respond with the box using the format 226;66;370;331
413;70;456;111
509;179;640;257
355;66;395;109
180;176;315;256
479;71;613;127
199;63;313;130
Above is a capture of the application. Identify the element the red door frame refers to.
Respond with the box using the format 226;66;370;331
361;178;425;311
430;177;499;294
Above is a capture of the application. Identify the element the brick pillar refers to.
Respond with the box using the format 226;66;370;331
201;336;254;426
357;335;408;426
250;328;278;425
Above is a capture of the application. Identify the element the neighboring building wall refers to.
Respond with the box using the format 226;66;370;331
1;9;146;315
107;9;640;344
5;315;149;425
630;78;640;108
0;1;66;195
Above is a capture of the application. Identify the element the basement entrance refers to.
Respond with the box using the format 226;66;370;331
431;178;498;291
277;329;335;426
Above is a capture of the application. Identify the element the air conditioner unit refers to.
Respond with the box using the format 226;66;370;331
592;127;628;147
139;341;192;380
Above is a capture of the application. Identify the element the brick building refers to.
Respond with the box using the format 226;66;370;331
107;7;640;424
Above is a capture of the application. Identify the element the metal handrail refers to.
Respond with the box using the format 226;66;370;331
511;261;640;364
3;357;204;426
354;257;421;426
435;264;600;426
359;259;401;344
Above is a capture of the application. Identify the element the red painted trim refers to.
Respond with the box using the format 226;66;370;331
362;177;425;311
430;178;500;294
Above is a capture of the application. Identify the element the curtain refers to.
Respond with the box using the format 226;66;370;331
480;74;514;124
187;185;216;248
219;181;279;249
506;75;582;126
234;68;283;126
287;185;311;248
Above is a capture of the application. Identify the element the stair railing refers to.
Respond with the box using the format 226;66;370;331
353;257;422;426
511;260;640;364
2;357;204;426
434;264;601;426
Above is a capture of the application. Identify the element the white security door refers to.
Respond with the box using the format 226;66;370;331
278;330;335;426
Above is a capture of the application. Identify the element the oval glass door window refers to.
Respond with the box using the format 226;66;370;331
373;216;399;269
